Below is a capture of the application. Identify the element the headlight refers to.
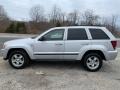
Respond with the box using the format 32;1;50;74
1;44;5;49
2;44;5;49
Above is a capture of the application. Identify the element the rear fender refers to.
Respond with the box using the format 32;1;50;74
76;45;107;60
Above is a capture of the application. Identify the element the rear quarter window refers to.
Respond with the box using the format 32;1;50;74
89;28;110;40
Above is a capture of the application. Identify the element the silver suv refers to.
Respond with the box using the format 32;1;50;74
1;26;118;71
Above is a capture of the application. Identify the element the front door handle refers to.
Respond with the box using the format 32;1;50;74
81;43;89;45
55;43;63;45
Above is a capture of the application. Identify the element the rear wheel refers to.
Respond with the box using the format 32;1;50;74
83;53;103;72
8;50;30;69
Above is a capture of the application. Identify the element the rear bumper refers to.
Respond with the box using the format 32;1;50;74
105;50;118;61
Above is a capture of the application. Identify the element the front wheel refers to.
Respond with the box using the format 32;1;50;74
83;53;103;72
8;50;30;69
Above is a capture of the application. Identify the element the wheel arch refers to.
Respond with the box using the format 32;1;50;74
6;48;32;60
82;50;106;60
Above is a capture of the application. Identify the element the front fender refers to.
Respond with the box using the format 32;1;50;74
76;45;107;60
6;44;34;59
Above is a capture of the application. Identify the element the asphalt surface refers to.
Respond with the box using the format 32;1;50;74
0;37;19;43
0;34;120;90
0;33;35;45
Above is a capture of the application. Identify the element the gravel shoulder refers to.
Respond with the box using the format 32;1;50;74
0;33;120;90
0;49;120;90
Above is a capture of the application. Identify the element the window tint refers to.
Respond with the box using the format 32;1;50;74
43;29;64;41
67;28;88;40
89;29;110;39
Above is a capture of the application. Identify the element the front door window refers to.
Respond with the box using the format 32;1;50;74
43;29;64;41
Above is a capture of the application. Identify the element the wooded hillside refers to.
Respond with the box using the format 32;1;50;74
0;5;120;37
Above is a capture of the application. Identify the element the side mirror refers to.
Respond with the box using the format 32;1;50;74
39;36;46;41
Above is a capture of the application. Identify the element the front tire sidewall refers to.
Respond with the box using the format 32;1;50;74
83;53;103;72
9;51;29;69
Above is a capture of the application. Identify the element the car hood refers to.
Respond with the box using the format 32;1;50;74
5;38;34;45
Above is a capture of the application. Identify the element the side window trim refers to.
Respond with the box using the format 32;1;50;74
86;28;92;40
64;28;68;41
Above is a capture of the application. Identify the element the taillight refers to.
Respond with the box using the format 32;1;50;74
111;41;117;49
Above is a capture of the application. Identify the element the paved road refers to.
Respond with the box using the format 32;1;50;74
0;37;19;43
0;33;35;44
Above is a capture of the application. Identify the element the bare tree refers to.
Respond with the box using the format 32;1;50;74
30;5;45;23
102;15;117;29
49;5;65;25
0;5;9;21
111;15;117;30
81;10;100;26
0;5;9;32
67;10;80;25
100;15;119;37
60;12;66;25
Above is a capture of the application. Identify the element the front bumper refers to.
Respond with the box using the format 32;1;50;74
1;49;8;60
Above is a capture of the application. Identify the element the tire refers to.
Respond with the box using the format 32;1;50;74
8;50;30;69
83;53;103;72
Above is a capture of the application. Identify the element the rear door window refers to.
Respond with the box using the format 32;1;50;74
67;28;88;40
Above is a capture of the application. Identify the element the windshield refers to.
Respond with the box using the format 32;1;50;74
31;30;48;39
